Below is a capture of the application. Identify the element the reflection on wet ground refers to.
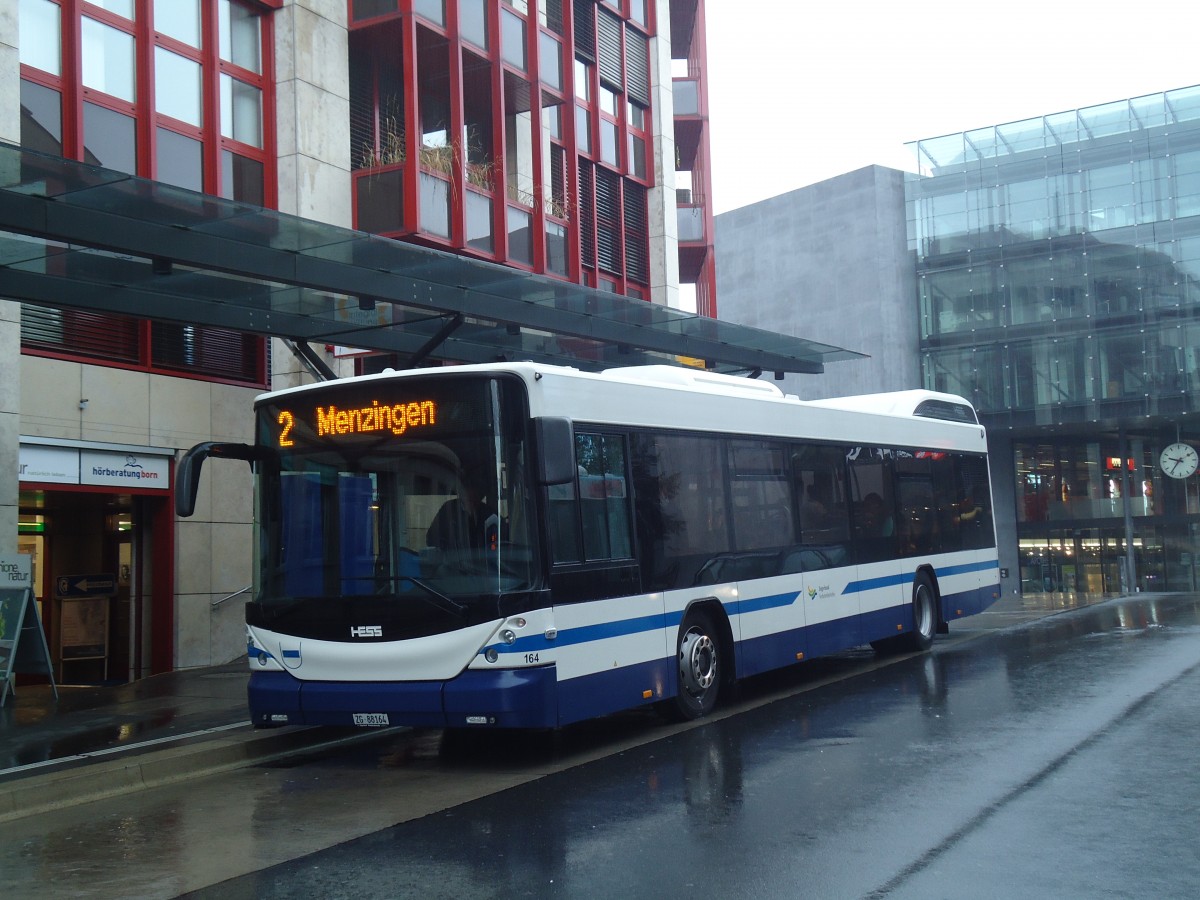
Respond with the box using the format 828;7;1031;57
178;592;1200;900
0;660;249;774
0;590;1124;778
959;589;1120;627
2;594;1199;899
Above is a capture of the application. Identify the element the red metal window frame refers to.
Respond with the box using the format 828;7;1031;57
345;0;657;296
17;0;276;387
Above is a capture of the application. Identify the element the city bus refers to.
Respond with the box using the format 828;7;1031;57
176;363;1000;729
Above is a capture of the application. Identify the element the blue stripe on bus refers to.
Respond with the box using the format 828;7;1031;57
842;572;913;595
494;591;801;656
937;559;1001;578
493;563;996;656
553;612;671;647
740;591;802;614
843;558;1000;596
496;611;672;655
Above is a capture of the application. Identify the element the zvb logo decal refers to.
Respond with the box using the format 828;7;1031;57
350;625;383;638
280;643;302;670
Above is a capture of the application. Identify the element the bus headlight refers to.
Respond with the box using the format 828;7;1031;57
485;648;499;663
500;628;516;644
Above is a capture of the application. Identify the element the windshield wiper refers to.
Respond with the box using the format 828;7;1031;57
380;576;467;617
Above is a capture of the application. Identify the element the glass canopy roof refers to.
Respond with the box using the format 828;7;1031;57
0;142;863;376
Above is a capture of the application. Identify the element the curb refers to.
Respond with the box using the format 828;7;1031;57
0;726;393;824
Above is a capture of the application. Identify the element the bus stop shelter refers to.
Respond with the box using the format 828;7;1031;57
0;142;863;379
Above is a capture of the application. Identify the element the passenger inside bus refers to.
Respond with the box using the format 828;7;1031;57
426;475;495;551
953;490;983;527
859;493;895;537
800;483;830;531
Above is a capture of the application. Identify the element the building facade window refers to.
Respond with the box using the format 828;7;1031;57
909;85;1200;426
1014;437;1200;593
347;0;655;296
17;0;274;386
908;84;1200;597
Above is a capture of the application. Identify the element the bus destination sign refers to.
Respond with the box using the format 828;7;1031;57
276;399;439;447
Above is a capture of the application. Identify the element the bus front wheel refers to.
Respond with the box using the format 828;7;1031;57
670;610;721;720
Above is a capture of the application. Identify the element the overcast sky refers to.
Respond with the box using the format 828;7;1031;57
704;0;1200;214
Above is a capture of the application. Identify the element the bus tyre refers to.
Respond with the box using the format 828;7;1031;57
671;610;721;720
904;572;938;653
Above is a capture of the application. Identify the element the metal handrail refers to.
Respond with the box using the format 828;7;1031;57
212;586;252;608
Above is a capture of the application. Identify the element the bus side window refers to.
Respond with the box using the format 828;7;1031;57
729;440;795;552
850;449;897;563
792;444;851;548
956;455;995;550
576;432;633;561
547;477;581;564
633;433;730;590
552;432;633;566
895;456;937;557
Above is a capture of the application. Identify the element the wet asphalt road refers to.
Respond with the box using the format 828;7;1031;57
7;593;1200;899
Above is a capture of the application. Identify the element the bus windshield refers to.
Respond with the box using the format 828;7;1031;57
253;375;539;624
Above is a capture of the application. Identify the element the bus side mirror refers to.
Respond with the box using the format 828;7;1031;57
176;442;272;517
535;417;574;486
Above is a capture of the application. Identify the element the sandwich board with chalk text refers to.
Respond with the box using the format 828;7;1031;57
0;555;57;706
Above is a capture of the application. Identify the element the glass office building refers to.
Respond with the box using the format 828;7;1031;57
906;86;1200;596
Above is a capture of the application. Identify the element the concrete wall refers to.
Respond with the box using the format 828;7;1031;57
647;0;679;309
985;432;1021;599
0;0;18;556
272;0;353;392
274;0;350;226
19;357;260;668
0;303;16;559
715;166;919;400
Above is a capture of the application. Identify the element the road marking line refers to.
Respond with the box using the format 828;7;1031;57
0;721;251;778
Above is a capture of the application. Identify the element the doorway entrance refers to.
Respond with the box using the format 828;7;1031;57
18;487;174;684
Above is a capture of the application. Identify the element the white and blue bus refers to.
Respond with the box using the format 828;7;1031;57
177;363;999;729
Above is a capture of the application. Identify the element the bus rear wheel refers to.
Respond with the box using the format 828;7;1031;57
670;610;721;720
903;572;938;652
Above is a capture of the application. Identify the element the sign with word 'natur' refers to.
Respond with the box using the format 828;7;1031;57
0;555;57;706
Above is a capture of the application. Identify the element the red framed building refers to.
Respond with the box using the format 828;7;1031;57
18;0;277;387
7;0;719;681
667;0;715;317
14;0;281;680
348;0;717;313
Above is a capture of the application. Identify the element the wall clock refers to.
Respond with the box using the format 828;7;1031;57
1159;442;1198;479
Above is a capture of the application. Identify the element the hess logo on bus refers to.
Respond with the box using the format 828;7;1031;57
350;625;382;638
